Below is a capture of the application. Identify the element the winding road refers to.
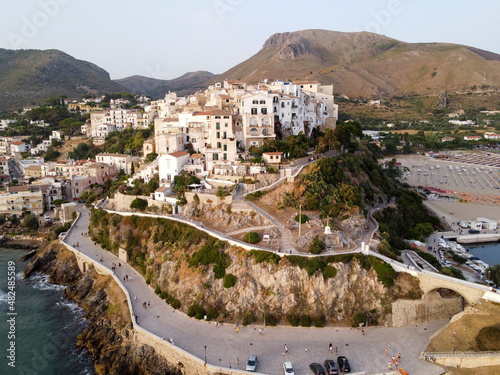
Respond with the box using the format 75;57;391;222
63;204;445;375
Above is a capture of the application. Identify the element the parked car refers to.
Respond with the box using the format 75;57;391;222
283;361;295;375
468;229;480;234
337;356;351;372
309;363;326;375
324;359;339;375
246;355;258;372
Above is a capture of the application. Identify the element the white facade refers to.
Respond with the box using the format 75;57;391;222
96;153;132;174
158;151;190;186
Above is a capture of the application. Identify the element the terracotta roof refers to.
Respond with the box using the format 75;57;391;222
263;152;283;156
11;141;24;146
190;153;203;158
155;186;169;193
96;153;129;158
168;151;189;158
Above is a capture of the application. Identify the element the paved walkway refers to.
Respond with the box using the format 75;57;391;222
64;205;446;375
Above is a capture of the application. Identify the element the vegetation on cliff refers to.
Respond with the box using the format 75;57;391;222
89;209;421;326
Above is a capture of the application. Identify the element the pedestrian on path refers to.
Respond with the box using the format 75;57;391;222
284;344;288;355
384;347;387;356
335;347;338;355
392;355;395;364
259;328;262;335
388;362;392;370
329;343;333;353
397;353;401;361
148;301;150;307
361;328;364;335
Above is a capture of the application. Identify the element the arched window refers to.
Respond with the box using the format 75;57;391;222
262;128;268;136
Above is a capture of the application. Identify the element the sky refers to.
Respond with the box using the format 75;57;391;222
1;0;500;80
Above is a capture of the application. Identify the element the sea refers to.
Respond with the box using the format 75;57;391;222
467;242;500;269
0;247;95;375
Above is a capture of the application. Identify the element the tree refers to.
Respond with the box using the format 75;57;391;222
130;198;148;211
309;235;325;254
485;264;500;287
23;213;39;231
243;232;260;244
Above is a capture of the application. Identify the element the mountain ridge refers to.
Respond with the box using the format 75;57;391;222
115;70;216;99
209;29;500;97
0;48;125;110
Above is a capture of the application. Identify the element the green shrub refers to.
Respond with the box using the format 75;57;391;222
250;250;281;265
323;265;337;279
351;313;367;327
242;311;256;326
130;198;148;210
294;214;309;223
154;285;161;295
264;313;278;326
170;298;181;309
187;304;206;318
206;307;219;321
313;315;326;327
243;232;260;244
372;259;398;287
309;236;325;254
300;314;311;327
223;274;237;288
213;263;226;279
287;314;299;327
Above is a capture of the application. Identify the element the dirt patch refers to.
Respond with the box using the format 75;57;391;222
56;136;89;160
427;300;500;352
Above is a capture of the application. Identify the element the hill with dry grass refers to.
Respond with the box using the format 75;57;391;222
0;48;126;111
212;29;500;98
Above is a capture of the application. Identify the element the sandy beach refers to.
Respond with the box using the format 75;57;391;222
394;153;500;226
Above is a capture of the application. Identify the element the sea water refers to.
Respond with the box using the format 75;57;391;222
0;247;95;374
467;242;500;269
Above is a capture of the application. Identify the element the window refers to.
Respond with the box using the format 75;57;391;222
213;153;218;161
262;128;269;135
281;103;285;108
217;142;221;148
252;100;258;104
260;100;266;104
217;132;220;138
216;122;220;129
261;108;267;114
215;116;221;119
251;108;257;115
225;123;228;127
223;153;227;160
223;116;229;119
223;144;227;151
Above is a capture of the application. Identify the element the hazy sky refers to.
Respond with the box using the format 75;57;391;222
1;0;499;80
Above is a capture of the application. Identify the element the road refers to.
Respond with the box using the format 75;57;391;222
64;205;446;375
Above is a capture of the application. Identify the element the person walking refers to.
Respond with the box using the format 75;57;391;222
329;343;333;353
384;347;387;356
284;344;288;355
258;328;262;336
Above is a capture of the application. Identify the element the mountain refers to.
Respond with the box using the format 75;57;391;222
115;71;216;99
212;29;500;97
0;48;126;110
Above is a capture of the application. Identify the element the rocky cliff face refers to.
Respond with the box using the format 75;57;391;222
24;243;181;375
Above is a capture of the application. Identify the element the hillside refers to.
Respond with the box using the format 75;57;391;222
0;48;125;110
211;29;500;97
115;70;216;99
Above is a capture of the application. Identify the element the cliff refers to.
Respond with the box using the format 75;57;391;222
24;242;181;375
89;210;421;327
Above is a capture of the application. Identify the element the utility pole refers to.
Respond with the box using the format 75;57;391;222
204;345;207;367
299;203;302;237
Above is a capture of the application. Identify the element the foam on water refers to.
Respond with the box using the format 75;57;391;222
29;272;66;291
0;289;7;304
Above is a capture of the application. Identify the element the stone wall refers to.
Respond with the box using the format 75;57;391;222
426;352;500;368
392;292;463;327
185;191;232;205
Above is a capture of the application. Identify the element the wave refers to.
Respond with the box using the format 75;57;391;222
28;273;66;291
0;289;7;304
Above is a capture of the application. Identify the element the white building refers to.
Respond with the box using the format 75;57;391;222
158;151;190;186
96;153;132;174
